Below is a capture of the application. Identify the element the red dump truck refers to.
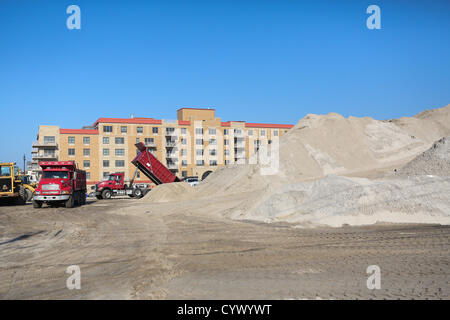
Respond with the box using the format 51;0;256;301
95;142;180;199
33;161;87;208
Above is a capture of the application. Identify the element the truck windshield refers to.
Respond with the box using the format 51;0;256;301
42;171;69;179
0;166;11;176
108;175;115;181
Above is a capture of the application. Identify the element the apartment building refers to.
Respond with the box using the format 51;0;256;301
30;108;293;184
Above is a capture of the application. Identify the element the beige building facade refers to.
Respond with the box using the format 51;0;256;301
31;108;293;184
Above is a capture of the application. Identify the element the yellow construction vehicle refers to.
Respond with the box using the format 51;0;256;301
0;163;28;205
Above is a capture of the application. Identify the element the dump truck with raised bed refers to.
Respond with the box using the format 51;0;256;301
0;163;28;205
95;142;180;199
33;161;86;208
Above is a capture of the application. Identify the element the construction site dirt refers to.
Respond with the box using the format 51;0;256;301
1;198;448;300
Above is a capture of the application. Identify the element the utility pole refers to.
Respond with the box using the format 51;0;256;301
23;154;26;174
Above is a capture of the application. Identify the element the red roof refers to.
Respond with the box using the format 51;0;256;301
93;118;162;125
245;123;294;129
221;122;231;127
177;107;215;111
178;120;191;125
60;129;99;135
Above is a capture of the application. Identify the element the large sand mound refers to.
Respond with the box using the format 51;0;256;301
199;104;450;196
396;136;450;177
235;175;450;227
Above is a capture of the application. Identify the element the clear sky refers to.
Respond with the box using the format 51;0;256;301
0;0;449;165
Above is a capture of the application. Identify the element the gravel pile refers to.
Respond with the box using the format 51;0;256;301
396;137;450;176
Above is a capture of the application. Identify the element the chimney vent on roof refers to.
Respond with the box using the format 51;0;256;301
130;114;134;119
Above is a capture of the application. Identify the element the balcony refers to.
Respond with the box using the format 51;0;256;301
165;141;177;148
33;154;57;160
165;130;178;138
32;141;58;148
166;152;178;159
166;162;178;169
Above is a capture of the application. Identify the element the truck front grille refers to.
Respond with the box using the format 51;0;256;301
42;184;60;191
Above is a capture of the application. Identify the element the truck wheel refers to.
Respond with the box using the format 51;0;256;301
25;189;33;202
32;200;43;208
133;188;143;198
15;186;26;205
102;189;112;199
80;192;86;205
65;195;74;208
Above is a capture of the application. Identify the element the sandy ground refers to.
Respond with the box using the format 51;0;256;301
0;197;449;300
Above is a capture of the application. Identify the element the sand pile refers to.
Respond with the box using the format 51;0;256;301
199;104;450;196
142;182;194;203
395;137;450;176
233;175;450;227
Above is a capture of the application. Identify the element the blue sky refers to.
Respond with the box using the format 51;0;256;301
0;0;449;165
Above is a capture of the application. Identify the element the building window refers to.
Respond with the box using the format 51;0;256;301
225;160;230;165
181;138;186;145
83;160;90;168
209;128;216;135
181;128;187;135
68;148;75;156
103;148;110;156
209;160;217;166
86;172;90;180
103;160;110;167
103;125;113;133
103;172;110;179
68;136;75;144
137;126;143;134
224;149;230;156
248;130;253;136
182;160;187;167
210;149;216;156
115;160;125;167
152;127;158;134
261;130;266;136
121;126;127;133
224;129;229;135
195;128;203;135
196;149;203;156
274;130;278;136
115;149;125;156
136;138;140;143
209;138;216;145
145;138;154;146
136;171;141;178
83;137;90;144
182;170;187;177
83;149;90;156
224;139;229;145
196;139;203;145
196;160;204;166
44;136;55;144
181;149;187;156
115;137;124;144
103;137;109;144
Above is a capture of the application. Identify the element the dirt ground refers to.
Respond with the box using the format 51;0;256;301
0;197;449;300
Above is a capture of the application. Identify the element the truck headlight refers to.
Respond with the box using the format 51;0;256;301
61;190;68;194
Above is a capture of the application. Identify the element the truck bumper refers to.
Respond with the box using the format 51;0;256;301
33;195;70;201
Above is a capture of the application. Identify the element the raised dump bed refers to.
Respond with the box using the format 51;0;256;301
132;142;180;185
